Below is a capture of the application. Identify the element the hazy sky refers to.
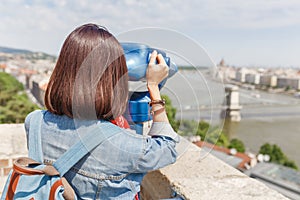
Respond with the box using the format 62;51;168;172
0;0;300;67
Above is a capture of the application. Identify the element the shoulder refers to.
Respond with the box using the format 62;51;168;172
24;109;45;130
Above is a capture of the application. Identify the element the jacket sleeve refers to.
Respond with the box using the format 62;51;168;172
24;112;33;149
148;122;179;142
134;122;179;172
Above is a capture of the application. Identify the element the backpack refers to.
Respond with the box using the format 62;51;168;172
1;110;121;200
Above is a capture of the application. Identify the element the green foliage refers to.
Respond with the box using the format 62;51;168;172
284;160;298;170
161;95;179;131
271;145;286;164
259;143;272;155
285;86;291;91
0;72;24;107
228;138;245;153
196;120;229;147
0;72;39;123
209;129;229;147
177;119;198;136
196;120;210;138
259;143;298;170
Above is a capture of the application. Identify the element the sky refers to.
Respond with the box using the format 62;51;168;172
0;0;300;67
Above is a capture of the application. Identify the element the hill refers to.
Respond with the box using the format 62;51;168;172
0;46;32;54
0;46;56;61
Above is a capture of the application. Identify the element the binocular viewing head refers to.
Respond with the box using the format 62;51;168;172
121;43;178;134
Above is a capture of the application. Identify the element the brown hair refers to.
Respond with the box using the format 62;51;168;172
45;24;128;120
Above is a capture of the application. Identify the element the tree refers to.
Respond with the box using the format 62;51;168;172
285;86;291;91
228;138;245;153
161;94;179;131
176;119;198;136
284;160;298;170
271;144;286;165
211;129;229;147
196;120;210;139
196;120;229;147
259;143;272;155
0;72;39;123
259;143;298;170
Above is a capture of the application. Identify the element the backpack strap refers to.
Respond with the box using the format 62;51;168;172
53;122;121;176
28;110;44;162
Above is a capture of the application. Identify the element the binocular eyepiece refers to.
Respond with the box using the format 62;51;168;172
121;43;177;87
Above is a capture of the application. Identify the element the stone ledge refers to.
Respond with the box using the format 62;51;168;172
0;124;28;195
0;124;28;158
141;137;288;200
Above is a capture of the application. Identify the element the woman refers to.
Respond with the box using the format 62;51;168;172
25;23;179;199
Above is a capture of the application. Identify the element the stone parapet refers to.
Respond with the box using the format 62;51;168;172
141;137;288;199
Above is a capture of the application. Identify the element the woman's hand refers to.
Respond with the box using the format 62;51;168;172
146;50;169;87
146;50;169;123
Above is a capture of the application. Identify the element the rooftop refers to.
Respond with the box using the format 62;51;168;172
245;162;300;199
194;141;252;171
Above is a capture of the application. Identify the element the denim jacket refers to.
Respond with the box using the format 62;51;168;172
24;110;179;200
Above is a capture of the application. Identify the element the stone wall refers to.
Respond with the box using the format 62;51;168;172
0;124;28;194
141;138;288;199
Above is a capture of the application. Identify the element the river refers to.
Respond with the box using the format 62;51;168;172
161;69;300;167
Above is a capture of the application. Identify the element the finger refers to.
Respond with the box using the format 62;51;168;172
163;64;169;78
149;50;157;64
157;53;167;65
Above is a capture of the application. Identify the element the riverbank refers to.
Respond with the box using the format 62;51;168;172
223;116;300;168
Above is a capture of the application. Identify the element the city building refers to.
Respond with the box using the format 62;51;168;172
245;73;260;85
235;68;248;83
260;75;278;87
245;162;300;200
0;64;6;72
277;77;300;90
30;74;49;106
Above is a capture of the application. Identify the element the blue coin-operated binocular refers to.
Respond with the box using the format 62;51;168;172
121;43;178;134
